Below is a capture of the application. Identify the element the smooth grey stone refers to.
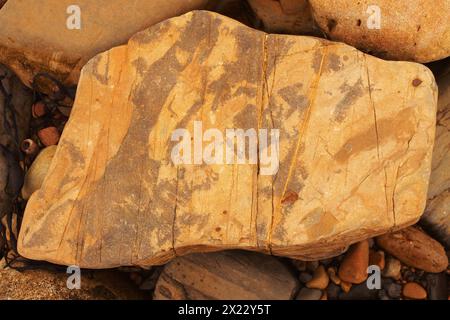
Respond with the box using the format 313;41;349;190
327;283;341;300
296;287;322;300
378;289;390;300
339;283;379;300
386;282;402;299
426;272;448;300
299;272;313;284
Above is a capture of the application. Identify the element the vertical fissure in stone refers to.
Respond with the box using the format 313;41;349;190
365;53;392;228
256;33;269;252
261;34;278;256
269;44;329;255
363;54;380;161
172;166;179;257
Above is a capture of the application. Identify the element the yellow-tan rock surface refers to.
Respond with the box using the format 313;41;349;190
309;0;450;63
18;11;437;268
0;0;208;87
21;146;58;200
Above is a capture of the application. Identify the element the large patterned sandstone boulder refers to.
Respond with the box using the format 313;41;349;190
0;0;208;87
309;0;450;63
18;11;437;268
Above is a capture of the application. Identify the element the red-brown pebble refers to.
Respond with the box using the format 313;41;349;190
338;240;369;284
38;127;60;146
32;101;47;118
369;250;385;270
376;226;448;273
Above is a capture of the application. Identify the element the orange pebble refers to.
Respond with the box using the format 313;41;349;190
38;127;60;146
32;101;47;118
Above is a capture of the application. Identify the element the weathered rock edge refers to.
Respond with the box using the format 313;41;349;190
0;0;208;87
18;11;438;268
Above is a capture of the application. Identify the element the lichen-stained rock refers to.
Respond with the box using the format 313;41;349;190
153;251;299;300
421;67;450;247
247;0;319;35
0;0;208;87
308;0;450;63
18;11;437;268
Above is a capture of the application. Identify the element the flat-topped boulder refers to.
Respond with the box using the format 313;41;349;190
0;0;208;87
18;11;437;268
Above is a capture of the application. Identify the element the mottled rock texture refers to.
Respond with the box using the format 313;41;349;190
422;68;450;247
0;0;208;87
153;251;299;300
309;0;450;63
18;11;437;268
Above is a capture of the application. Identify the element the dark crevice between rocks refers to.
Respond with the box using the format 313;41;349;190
0;1;7;10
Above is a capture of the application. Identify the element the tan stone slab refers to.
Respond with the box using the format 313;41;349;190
18;11;437;268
